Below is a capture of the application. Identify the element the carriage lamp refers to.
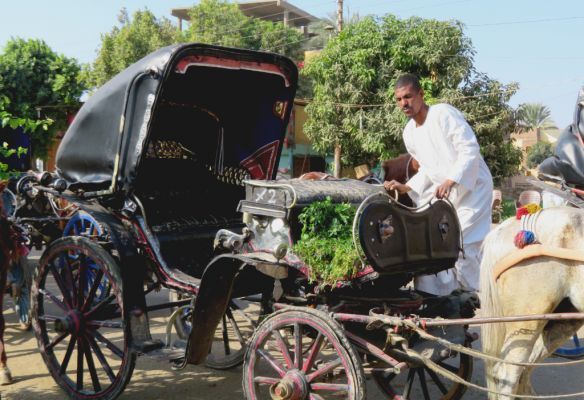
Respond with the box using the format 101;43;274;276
272;242;289;260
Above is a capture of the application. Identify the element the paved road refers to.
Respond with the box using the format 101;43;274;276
1;254;584;399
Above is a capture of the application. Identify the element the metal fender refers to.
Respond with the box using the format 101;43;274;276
185;253;262;365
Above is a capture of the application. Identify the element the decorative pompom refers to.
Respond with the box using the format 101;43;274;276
514;230;536;249
524;203;542;214
516;207;530;219
516;203;542;219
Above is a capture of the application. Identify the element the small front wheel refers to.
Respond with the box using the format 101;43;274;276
243;307;366;400
32;236;135;400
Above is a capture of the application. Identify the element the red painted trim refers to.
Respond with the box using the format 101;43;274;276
175;55;291;87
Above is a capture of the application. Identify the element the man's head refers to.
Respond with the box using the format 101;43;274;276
394;74;425;119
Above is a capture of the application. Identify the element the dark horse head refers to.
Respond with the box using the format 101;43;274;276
381;154;419;206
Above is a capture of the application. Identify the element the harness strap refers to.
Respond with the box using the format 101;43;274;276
493;244;584;280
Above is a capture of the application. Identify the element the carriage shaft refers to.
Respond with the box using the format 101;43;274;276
332;311;584;327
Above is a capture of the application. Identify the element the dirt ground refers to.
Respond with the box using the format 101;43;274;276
1;255;584;399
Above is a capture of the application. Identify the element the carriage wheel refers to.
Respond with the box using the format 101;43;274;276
553;334;584;359
63;211;104;239
169;291;263;370
243;307;366;400
63;212;110;303
371;340;473;400
32;237;135;400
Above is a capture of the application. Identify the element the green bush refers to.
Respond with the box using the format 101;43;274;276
501;199;516;221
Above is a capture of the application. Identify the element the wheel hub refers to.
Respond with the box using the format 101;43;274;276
54;309;85;335
269;370;308;400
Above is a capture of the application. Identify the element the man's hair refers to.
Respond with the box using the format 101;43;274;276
395;73;422;91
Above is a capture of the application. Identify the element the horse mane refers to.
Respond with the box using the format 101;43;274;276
479;218;517;392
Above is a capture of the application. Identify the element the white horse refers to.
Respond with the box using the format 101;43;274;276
480;206;584;399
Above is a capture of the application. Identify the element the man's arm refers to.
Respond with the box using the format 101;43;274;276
384;180;411;194
435;179;456;199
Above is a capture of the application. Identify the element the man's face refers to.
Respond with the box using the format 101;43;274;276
395;84;424;118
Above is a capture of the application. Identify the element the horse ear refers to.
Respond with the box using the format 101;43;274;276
0;180;6;192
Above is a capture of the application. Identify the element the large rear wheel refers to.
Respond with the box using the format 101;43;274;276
32;236;135;400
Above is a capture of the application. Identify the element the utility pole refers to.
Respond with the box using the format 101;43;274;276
336;0;343;32
333;0;343;178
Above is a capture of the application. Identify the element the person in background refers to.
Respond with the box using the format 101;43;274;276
385;73;493;296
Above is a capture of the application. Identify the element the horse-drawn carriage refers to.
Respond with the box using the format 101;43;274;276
6;43;584;400
6;42;472;400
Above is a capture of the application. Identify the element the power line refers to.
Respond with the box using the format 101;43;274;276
468;15;584;27
301;78;582;109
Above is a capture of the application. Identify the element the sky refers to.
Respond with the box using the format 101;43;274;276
0;0;582;129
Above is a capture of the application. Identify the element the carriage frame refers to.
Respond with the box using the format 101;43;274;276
13;43;584;400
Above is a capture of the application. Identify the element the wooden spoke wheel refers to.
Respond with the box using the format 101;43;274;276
169;291;263;370
243;307;366;400
62;212;110;303
63;211;104;239
32;237;135;400
371;341;473;400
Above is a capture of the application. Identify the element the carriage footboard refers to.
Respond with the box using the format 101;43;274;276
183;254;263;365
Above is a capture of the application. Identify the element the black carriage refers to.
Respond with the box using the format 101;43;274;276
28;43;474;400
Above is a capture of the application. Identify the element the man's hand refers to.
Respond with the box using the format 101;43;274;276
435;179;456;199
384;180;411;194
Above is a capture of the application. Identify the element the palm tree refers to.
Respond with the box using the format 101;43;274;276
516;103;556;142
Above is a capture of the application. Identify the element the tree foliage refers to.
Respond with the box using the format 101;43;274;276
0;96;52;178
516;103;555;132
85;2;305;89
302;15;522;184
515;102;556;143
0;38;83;158
185;0;304;60
526;141;554;169
83;8;181;88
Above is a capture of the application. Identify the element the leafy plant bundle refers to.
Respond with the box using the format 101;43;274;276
293;197;361;284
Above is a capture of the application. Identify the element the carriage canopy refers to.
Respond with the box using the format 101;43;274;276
56;43;298;193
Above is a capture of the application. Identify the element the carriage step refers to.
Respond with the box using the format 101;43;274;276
132;339;165;354
140;346;186;363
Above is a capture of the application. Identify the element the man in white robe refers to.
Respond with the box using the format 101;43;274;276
385;74;493;296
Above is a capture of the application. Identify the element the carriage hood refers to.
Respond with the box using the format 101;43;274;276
56;43;298;193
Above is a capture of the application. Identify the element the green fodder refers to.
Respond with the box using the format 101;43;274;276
293;197;361;285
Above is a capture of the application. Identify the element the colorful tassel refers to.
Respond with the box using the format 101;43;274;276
516;203;542;219
514;230;536;249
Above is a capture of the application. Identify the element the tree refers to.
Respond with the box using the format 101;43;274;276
84;8;181;88
0;96;52;178
85;2;306;89
184;0;304;60
516;103;556;142
302;15;522;184
526;141;554;169
0;38;84;158
441;74;522;184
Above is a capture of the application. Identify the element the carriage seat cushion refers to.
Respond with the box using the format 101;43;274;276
358;199;461;276
245;178;386;208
